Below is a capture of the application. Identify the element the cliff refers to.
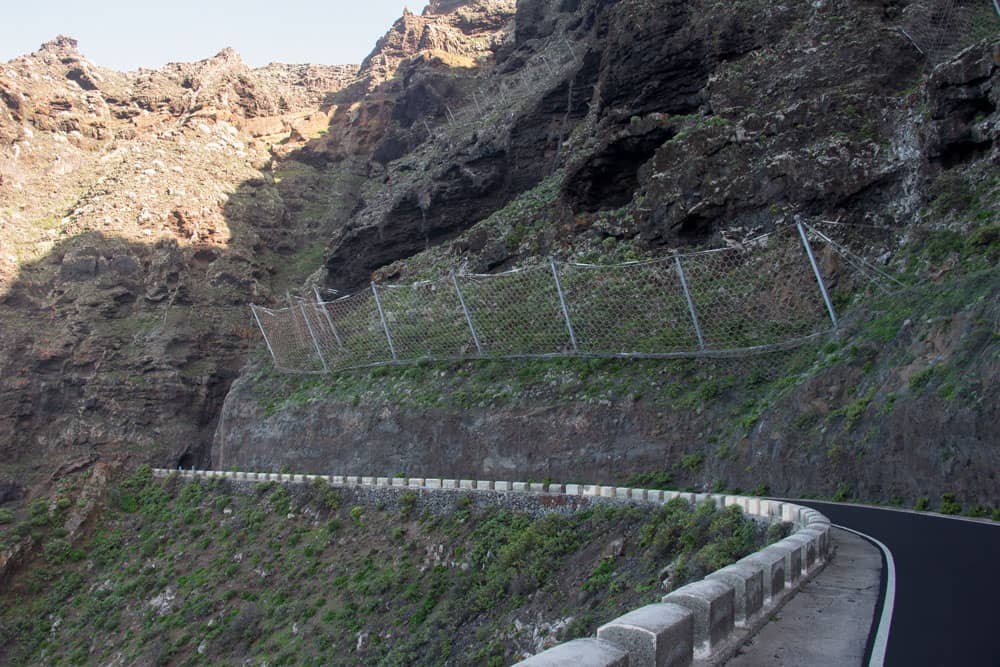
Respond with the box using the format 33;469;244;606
0;0;998;532
217;0;1000;510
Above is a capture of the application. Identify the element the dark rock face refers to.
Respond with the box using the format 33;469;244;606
593;0;711;117
0;34;359;486
628;3;931;245
564;124;674;212
214;345;1000;507
924;43;999;167
215;375;688;481
215;1;1000;508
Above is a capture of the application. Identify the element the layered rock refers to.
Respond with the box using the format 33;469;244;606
212;0;1000;507
0;36;359;489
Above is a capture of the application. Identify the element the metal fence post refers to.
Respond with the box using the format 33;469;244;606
313;286;345;351
250;304;277;362
287;291;310;366
299;301;329;373
796;220;839;329
674;255;706;352
451;271;483;355
371;282;398;360
562;34;577;60
549;258;579;353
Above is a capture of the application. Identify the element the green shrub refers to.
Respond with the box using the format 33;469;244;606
623;470;673;490
43;538;83;564
308;478;341;511
908;367;936;392
350;506;365;525
114;492;140;513
582;557;616;593
0;508;14;524
269;486;292;516
833;483;852;502
681;453;704;471
399;492;418;519
915;496;930;511
28;499;52;526
939;493;961;515
965;223;1000;261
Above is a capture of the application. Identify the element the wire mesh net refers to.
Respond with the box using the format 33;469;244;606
802;221;906;300
253;304;326;373
558;259;699;355
251;224;903;373
679;228;831;351
900;0;997;64
314;290;395;367
375;278;478;360
457;265;574;356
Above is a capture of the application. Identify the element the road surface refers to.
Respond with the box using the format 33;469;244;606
794;500;1000;667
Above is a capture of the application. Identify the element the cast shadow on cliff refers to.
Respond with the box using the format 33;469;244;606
0;228;261;474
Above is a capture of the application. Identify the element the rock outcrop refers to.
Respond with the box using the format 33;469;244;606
1;0;999;516
0;35;358;489
212;0;1000;507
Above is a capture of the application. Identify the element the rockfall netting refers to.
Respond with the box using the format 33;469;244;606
250;223;898;374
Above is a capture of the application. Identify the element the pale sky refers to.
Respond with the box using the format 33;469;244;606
0;1;416;70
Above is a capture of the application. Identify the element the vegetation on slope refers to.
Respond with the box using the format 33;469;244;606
246;204;1000;511
0;466;771;666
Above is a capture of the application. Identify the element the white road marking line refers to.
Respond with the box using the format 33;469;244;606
834;524;896;667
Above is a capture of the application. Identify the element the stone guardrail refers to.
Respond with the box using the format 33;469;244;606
152;469;832;667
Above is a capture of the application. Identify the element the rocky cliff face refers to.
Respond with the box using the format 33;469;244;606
0;36;358;493
215;0;1000;508
1;0;999;519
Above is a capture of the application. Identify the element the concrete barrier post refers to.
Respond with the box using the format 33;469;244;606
706;563;764;627
773;540;803;586
662;580;735;658
740;547;786;603
514;638;629;666
597;603;694;667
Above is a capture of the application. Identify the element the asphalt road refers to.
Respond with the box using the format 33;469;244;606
793;500;1000;667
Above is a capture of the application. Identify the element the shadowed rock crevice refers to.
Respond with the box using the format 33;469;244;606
0;231;252;478
564;125;675;212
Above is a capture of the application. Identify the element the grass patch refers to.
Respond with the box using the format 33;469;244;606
0;472;768;666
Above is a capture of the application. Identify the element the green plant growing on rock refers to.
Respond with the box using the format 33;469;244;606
681;453;704;471
582;557;617;593
833;483;852;502
938;492;961;515
622;469;674;490
350;505;365;525
398;491;418;518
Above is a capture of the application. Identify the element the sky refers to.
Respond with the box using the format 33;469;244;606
0;0;415;70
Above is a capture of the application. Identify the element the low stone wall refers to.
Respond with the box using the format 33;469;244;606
152;469;831;667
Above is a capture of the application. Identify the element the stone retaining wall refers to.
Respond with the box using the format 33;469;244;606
152;469;831;666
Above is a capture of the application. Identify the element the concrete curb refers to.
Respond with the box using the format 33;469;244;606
151;469;830;667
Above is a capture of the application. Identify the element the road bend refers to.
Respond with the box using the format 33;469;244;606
793;500;1000;667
